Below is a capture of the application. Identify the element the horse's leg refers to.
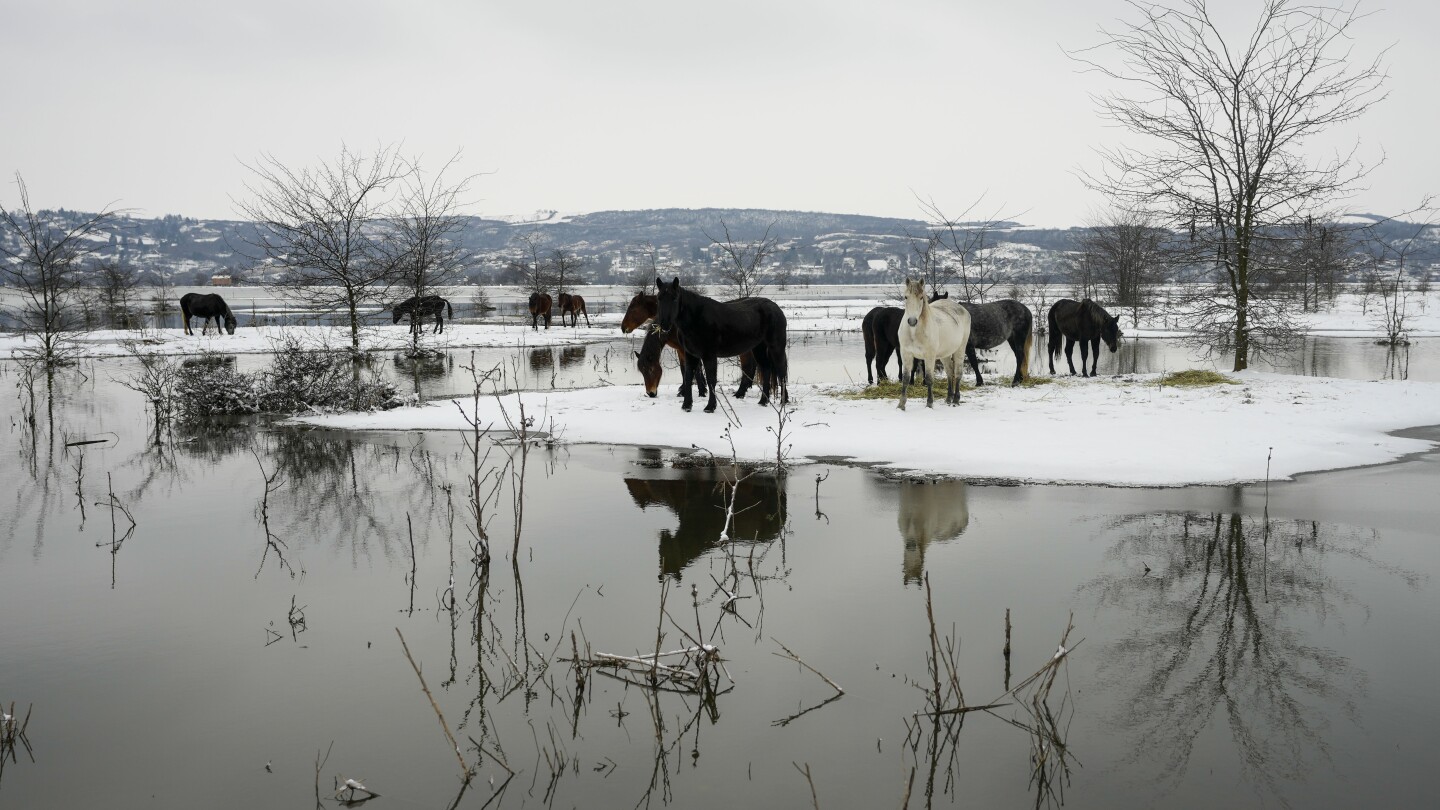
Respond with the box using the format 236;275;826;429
896;346;908;411
944;355;959;405
750;348;769;406
1089;338;1100;377
582;307;590;328
735;349;758;400
923;354;936;408
1064;337;1078;376
1009;336;1024;387
966;344;983;387
703;354;720;413
680;354;699;411
1079;339;1091;378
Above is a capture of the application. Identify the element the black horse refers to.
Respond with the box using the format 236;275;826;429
392;295;452;334
654;277;788;413
636;324;764;400
1047;298;1121;377
958;299;1033;387
862;291;948;384
179;293;237;335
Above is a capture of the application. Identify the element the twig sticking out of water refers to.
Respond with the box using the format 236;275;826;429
396;627;474;783
793;761;821;810
772;638;844;695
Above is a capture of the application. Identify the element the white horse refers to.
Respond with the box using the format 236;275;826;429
897;278;972;409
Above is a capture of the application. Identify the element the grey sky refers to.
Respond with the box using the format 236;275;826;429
2;0;1434;226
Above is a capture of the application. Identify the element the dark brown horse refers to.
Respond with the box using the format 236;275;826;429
653;280;785;412
636;325;765;400
179;292;237;336
556;292;590;327
528;292;552;330
625;293;758;400
1047;298;1121;377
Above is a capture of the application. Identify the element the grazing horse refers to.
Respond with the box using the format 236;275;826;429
392;295;452;334
626;292;759;400
556;292;591;327
654;277;789;413
958;299;1033;387
897;278;971;410
528;292;552;330
179;292;237;336
862;291;948;384
636;324;766;400
1047;298;1121;377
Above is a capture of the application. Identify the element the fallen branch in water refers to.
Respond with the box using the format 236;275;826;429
396;627;474;783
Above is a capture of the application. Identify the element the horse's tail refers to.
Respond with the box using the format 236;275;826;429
446;299;453;319
1046;306;1061;364
1021;328;1033;380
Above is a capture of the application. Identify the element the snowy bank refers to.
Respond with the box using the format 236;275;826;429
294;372;1440;487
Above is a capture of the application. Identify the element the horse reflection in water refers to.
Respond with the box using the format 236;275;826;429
897;479;969;584
558;345;587;369
624;466;787;577
528;347;554;372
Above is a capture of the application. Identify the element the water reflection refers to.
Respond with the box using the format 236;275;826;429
897;479;970;584
624;464;787;578
558;345;587;369
1082;510;1410;801
528;347;554;372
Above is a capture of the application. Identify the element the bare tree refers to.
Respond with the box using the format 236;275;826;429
1075;0;1388;370
386;153;475;301
236;145;404;354
1363;215;1436;346
548;248;586;297
383;154;475;352
707;219;778;298
1075;209;1171;326
916;195;1017;302
506;230;552;294
93;261;141;329
0;173;119;365
1276;217;1350;312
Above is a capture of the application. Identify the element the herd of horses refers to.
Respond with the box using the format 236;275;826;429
177;281;1123;411
624;277;1122;412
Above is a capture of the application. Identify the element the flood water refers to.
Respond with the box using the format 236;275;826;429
1;335;1437;809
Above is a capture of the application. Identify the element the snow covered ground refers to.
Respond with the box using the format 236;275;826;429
296;372;1440;487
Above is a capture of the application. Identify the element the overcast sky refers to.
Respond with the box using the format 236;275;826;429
1;0;1434;227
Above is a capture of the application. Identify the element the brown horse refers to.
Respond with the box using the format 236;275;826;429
625;293;760;400
556;292;591;327
528;292;552;330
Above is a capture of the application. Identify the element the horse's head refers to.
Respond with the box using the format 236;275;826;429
391;308;403;325
635;326;666;398
654;276;682;335
223;312;238;335
1102;314;1121;352
621;294;656;334
902;278;928;327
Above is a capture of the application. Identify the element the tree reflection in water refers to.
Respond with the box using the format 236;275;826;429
1083;510;1413;801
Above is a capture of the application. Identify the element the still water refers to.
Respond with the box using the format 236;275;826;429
0;337;1436;809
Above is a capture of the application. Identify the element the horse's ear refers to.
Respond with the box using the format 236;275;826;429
655;276;664;290
634;351;640;359
671;276;680;289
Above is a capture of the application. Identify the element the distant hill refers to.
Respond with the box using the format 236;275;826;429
1;207;1433;287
